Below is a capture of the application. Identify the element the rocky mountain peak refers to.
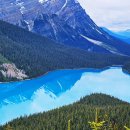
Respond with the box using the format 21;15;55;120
1;0;130;56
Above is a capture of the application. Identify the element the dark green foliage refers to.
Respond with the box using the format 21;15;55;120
0;20;130;82
0;73;18;82
1;94;130;130
78;93;128;106
123;62;130;74
0;54;13;81
0;21;129;81
0;54;10;65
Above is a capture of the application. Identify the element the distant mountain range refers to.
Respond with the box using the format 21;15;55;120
117;29;130;37
1;0;130;56
102;27;130;44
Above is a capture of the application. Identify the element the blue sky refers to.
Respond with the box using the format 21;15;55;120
78;0;130;31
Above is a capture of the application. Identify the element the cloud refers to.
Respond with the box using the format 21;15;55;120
78;0;130;31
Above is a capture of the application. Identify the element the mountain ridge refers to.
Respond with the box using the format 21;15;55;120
0;20;130;82
102;27;130;44
1;0;130;56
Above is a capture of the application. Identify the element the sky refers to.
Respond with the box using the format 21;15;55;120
78;0;130;31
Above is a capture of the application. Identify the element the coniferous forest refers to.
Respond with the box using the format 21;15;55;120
0;0;130;130
0;20;130;82
0;20;130;130
1;94;130;130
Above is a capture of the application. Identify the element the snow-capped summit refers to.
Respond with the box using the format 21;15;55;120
1;0;130;56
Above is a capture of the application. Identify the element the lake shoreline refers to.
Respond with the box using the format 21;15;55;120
0;65;126;84
0;66;130;125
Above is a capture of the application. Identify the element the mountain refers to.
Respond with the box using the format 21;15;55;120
1;0;130;56
0;51;28;81
1;20;130;82
115;29;130;44
102;27;130;44
117;29;130;37
1;94;130;130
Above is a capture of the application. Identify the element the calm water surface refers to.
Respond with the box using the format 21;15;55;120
0;67;130;124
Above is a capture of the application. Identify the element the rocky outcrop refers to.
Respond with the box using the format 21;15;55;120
0;63;28;80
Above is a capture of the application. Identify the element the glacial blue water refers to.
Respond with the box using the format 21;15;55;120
0;67;130;124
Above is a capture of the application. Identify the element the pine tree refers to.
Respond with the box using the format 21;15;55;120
124;126;130;130
5;124;13;130
68;120;71;130
88;108;105;130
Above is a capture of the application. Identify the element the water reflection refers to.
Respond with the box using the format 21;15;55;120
0;67;130;124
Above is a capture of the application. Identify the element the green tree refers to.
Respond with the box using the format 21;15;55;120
5;124;13;130
68;120;71;130
124;126;130;130
88;108;105;130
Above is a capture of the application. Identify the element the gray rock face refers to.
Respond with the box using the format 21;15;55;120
0;63;28;80
1;0;130;55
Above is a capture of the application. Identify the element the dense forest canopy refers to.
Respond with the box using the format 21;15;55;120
1;94;130;130
0;20;130;82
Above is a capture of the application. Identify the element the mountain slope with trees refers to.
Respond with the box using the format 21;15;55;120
1;94;130;130
1;0;130;56
0;20;130;82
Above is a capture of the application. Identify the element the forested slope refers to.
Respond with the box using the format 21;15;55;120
1;94;130;130
0;20;130;81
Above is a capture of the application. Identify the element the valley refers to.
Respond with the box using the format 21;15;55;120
0;20;130;82
0;0;130;129
1;0;130;82
0;67;130;125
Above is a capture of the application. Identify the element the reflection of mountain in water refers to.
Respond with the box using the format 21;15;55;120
0;69;84;106
0;67;130;124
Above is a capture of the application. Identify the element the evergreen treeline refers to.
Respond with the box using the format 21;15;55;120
123;62;130;74
1;94;130;130
0;20;130;81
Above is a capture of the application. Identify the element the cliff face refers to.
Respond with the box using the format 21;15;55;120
1;0;103;41
0;53;27;81
1;0;130;56
0;63;28;80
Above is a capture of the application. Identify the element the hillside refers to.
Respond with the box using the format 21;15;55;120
1;0;130;56
1;94;130;130
0;53;28;81
102;27;130;44
0;20;130;82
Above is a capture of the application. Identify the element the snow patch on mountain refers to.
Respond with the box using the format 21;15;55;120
23;20;34;31
56;0;68;14
16;0;26;14
1;0;130;56
39;0;48;4
80;34;124;56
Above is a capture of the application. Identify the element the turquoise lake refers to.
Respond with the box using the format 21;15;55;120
0;67;130;124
